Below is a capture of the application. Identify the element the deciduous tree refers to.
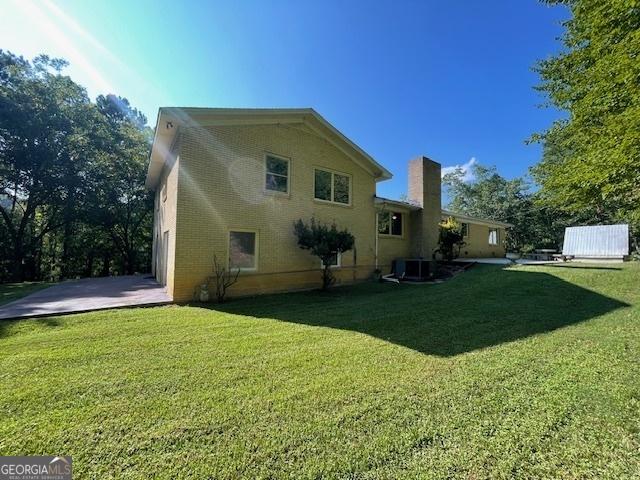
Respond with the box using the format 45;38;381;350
443;163;569;252
0;51;153;281
531;0;640;249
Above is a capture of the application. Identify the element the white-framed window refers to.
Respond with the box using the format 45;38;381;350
488;228;499;246
461;223;469;237
229;230;258;270
161;182;167;203
378;211;403;237
265;154;290;194
320;252;341;268
314;168;351;205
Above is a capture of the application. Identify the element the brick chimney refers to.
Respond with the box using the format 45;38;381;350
408;156;442;258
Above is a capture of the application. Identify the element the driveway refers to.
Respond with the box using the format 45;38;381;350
0;275;171;320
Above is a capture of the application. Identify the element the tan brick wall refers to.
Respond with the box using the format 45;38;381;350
171;123;379;300
453;221;507;258
152;144;179;298
376;207;413;273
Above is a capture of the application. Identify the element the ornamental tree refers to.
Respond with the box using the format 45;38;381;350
293;218;354;290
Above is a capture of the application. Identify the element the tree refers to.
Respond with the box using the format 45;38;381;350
531;0;640;250
0;51;99;280
443;163;568;252
90;95;153;275
0;51;153;281
437;217;465;261
293;218;355;290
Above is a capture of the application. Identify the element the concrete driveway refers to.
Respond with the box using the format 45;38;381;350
0;275;171;320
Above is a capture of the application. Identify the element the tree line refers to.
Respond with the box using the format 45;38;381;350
0;51;153;282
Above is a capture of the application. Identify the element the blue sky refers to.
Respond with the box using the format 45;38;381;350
0;0;568;200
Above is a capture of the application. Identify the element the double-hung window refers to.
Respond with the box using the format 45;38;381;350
488;228;499;246
265;154;289;194
314;168;351;205
461;223;469;237
378;211;403;236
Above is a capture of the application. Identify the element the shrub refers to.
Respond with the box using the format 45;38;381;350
293;218;355;290
205;254;240;303
437;217;465;261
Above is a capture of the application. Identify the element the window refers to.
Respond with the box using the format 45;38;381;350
461;223;469;237
314;169;332;201
229;231;257;270
321;252;341;268
314;168;351;205
378;211;403;236
488;228;499;246
265;154;289;193
161;183;167;203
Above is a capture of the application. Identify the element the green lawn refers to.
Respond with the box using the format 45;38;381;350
0;281;51;306
1;264;639;478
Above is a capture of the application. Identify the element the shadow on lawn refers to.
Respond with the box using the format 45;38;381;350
204;265;629;356
0;316;61;339
540;264;623;271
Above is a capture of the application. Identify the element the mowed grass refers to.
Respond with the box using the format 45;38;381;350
1;264;639;478
0;281;51;306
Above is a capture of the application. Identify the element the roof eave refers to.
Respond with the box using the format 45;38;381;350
441;209;513;228
145;108;179;190
374;196;421;211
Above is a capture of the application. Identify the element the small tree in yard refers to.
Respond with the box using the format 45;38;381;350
206;254;240;303
437;217;465;261
293;218;355;291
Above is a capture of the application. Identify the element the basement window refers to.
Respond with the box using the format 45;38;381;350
321;252;341;268
378;211;403;236
229;231;257;270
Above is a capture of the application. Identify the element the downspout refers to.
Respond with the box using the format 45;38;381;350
374;210;379;269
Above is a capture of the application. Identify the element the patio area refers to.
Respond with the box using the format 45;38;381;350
0;275;171;320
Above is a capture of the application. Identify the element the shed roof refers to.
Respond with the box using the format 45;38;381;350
562;224;629;257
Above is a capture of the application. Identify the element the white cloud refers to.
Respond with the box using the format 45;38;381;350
441;157;477;183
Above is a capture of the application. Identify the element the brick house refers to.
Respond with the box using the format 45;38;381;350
145;108;510;301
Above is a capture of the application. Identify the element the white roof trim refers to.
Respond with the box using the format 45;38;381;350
441;209;513;228
373;198;513;227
